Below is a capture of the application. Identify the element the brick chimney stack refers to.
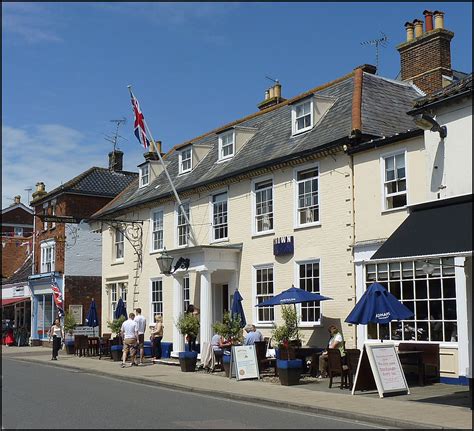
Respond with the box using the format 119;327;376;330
31;182;47;202
397;10;454;95
257;81;286;111
14;195;21;205
108;150;124;171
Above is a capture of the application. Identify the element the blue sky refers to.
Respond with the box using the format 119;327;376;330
2;2;472;208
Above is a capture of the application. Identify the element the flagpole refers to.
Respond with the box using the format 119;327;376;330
127;85;197;246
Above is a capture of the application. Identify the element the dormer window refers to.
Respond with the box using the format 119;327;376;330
179;148;192;174
292;99;313;135
218;130;235;161
139;164;149;187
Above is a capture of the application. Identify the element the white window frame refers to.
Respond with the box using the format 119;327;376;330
294;258;323;327
179;147;192;174
150;208;164;253
109;282;127;320
14;227;24;237
291;99;313;135
139;164;150;188
40;240;55;273
51;200;56;229
364;258;458;344
380;149;408;212
43;203;49;230
218;130;235;162
175;201;190;248
251;176;274;237
150;278;164;321
253;264;275;326
293;162;320;229
210;190;228;243
114;228;124;261
183;276;190;313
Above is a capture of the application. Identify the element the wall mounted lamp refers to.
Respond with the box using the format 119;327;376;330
421;259;464;275
156;248;190;275
414;113;447;139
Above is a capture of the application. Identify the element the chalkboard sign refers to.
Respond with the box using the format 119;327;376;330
352;343;409;398
229;345;260;381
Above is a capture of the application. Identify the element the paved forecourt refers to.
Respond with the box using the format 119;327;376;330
2;347;472;429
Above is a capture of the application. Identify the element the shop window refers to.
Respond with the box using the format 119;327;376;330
365;258;457;342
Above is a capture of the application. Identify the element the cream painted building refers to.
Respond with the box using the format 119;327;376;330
94;65;422;358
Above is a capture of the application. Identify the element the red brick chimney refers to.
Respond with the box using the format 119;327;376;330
397;10;454;95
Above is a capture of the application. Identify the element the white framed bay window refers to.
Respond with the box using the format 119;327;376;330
40;240;56;273
294;163;320;228
254;265;274;324
150;209;164;252
252;178;273;235
381;151;407;210
365;258;458;343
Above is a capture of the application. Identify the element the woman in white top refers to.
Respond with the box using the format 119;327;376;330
48;317;64;360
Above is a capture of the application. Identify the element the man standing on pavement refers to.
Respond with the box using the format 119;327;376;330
121;312;138;368
134;308;147;365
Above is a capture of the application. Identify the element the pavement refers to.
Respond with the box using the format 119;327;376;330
2;346;472;429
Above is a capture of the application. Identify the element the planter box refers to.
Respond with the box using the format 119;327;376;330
222;354;231;377
179;351;198;372
111;345;122;362
277;359;303;386
65;341;75;355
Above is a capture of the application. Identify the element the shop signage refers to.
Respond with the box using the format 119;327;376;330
273;236;294;256
229;345;259;381
13;286;25;297
352;343;409;398
69;304;83;325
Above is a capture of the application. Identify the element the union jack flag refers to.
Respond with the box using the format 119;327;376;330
51;277;64;318
130;91;150;150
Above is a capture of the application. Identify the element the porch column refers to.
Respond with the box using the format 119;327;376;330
172;274;185;356
455;257;469;380
199;270;213;346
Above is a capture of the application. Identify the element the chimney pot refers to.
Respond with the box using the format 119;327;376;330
14;195;21;204
423;10;434;32
108;150;124;171
268;86;275;98
273;83;282;99
413;19;424;38
264;89;270;100
405;22;415;41
36;182;45;193
434;11;445;29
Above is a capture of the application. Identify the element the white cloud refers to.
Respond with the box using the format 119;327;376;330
2;3;63;44
1;124;107;208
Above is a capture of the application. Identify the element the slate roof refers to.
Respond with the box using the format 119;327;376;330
412;73;472;109
32;167;138;205
2;254;32;285
95;70;421;217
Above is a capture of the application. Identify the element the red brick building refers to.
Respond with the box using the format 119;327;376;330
28;151;137;344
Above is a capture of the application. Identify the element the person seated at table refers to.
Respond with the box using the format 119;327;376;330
210;333;232;360
317;325;347;378
243;324;263;345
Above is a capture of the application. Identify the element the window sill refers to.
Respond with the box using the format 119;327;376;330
149;249;165;256
252;230;275;239
294;222;321;231
178;170;192;176
381;206;408;215
298;322;323;328
291;127;313;137
255;323;274;329
215;157;233;164
111;260;124;266
210;238;229;245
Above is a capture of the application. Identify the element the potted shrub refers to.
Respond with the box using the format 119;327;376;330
175;312;200;372
63;312;77;354
272;305;303;386
212;312;243;376
107;316;126;361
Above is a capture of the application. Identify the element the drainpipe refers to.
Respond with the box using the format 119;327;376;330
349;151;358;349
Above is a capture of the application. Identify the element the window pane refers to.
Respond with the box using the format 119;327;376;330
430;322;443;341
444;322;457;342
429;279;442;299
443;279;456;298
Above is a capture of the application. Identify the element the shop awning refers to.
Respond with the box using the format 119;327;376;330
1;297;30;307
371;195;473;260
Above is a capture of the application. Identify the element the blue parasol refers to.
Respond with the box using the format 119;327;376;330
114;297;127;320
85;298;99;327
345;282;414;325
256;285;332;307
230;289;246;328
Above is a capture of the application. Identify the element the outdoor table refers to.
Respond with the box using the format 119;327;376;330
397;350;424;386
294;347;324;374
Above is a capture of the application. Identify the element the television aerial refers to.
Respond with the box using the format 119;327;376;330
361;32;389;73
104;117;127;152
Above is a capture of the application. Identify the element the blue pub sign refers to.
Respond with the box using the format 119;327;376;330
273;236;294;256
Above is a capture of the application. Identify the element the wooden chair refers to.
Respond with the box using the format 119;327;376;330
345;349;361;389
74;335;88;357
327;348;349;389
88;337;100;357
99;334;111;359
254;341;277;376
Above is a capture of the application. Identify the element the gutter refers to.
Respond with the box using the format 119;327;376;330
347;129;423;154
408;89;472;115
